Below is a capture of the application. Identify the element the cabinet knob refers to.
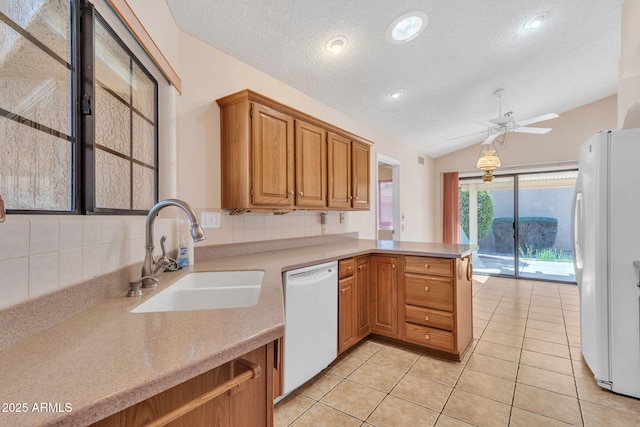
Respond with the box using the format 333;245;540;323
424;264;430;269
424;286;429;292
341;288;346;293
298;192;304;196
348;196;353;200
425;334;430;340
288;190;293;196
424;315;430;321
358;265;364;270
392;264;396;269
354;197;359;201
347;266;352;271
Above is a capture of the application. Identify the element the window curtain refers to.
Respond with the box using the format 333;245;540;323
442;172;459;244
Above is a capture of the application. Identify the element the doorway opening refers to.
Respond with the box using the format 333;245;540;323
459;170;577;283
376;154;401;241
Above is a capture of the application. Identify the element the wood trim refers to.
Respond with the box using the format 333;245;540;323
442;172;460;244
217;89;375;147
106;0;182;94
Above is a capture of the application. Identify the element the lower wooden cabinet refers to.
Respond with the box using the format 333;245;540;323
401;255;473;360
92;340;280;427
370;255;399;338
338;256;371;354
355;256;370;340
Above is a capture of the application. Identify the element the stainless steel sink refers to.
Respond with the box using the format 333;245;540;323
130;271;264;313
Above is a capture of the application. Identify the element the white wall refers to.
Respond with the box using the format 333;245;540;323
619;0;640;127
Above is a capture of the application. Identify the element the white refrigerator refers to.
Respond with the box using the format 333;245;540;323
572;128;640;398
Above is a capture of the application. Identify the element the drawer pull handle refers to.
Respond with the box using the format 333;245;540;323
424;315;430;321
424;286;429;292
425;334;430;340
424;264;430;269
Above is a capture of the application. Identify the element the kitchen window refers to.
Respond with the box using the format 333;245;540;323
0;0;158;214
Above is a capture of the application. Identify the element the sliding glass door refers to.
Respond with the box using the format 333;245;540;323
459;175;515;277
459;170;577;283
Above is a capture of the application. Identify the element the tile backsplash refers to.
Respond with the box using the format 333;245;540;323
0;210;350;310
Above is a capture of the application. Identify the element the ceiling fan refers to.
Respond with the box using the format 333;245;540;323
450;89;559;146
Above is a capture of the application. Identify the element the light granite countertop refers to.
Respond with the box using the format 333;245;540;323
0;238;475;426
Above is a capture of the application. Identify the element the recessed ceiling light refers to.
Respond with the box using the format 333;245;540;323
386;11;428;44
389;89;403;99
523;11;550;30
325;35;348;55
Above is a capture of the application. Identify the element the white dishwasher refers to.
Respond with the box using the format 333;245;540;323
281;261;338;398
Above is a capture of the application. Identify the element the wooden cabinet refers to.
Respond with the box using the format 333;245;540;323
295;120;326;208
217;90;372;212
92;341;280;427
370;255;399;338
400;255;473;360
338;273;356;354
351;141;370;209
338;256;370;355
327;133;370;210
327;133;352;209
218;94;294;210
355;256;371;339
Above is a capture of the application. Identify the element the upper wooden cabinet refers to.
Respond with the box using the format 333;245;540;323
295;120;327;208
217;90;372;212
252;104;295;207
328;133;370;210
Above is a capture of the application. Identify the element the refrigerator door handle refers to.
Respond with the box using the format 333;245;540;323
572;190;584;282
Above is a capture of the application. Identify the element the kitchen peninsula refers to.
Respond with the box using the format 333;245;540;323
0;235;475;426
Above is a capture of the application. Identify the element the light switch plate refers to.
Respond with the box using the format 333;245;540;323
201;211;221;228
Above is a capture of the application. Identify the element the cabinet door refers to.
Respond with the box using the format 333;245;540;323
327;132;352;209
355;255;370;339
351;141;370;209
370;255;398;337
338;276;356;354
295;120;327;208
251;103;294;207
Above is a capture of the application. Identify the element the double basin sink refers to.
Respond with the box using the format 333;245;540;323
131;270;264;313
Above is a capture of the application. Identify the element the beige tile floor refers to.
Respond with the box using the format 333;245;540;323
274;276;640;426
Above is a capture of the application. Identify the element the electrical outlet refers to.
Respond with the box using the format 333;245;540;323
339;213;345;223
201;211;221;228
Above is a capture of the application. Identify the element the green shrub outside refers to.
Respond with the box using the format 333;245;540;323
459;190;494;240
493;217;558;254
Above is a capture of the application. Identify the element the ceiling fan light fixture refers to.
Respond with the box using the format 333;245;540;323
387;11;428;44
325;36;348;55
523;11;550;31
476;143;502;183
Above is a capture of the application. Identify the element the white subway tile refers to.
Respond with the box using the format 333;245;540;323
59;248;83;288
129;237;145;265
130;217;146;239
101;242;119;274
83;219;102;246
59;220;83;250
101;219;128;243
0;257;28;308
0;220;29;260
83;245;102;280
29;252;59;297
30;220;60;255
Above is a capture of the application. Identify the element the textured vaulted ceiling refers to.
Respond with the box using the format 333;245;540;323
165;0;622;158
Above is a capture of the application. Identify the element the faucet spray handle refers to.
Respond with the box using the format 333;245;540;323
128;276;159;297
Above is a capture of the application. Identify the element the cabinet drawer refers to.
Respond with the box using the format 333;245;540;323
405;305;454;331
404;274;453;311
339;258;356;278
404;256;453;277
404;323;455;352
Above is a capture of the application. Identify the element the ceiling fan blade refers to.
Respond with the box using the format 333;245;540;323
517;113;559;127
515;126;552;134
482;131;503;145
447;131;488;145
